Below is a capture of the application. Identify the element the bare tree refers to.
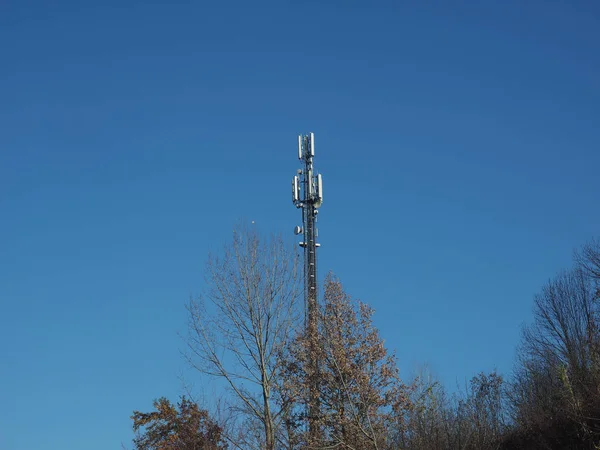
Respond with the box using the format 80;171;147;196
402;369;506;450
401;368;451;450
509;256;600;447
461;371;506;450
575;238;600;282
185;225;302;450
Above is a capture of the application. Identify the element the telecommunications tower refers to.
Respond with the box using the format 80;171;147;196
292;132;323;440
292;132;323;325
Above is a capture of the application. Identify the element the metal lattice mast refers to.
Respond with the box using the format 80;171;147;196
292;132;323;444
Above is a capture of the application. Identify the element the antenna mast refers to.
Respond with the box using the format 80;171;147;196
292;132;323;444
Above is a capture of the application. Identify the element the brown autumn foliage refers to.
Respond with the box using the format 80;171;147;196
278;273;413;449
131;396;227;450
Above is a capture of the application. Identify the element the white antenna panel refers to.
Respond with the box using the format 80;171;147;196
292;176;299;202
298;135;303;159
314;173;323;208
317;174;323;202
310;132;315;156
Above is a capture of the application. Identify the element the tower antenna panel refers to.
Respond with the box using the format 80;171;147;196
315;173;323;207
292;176;299;202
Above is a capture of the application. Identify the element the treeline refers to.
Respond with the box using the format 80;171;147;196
128;228;600;449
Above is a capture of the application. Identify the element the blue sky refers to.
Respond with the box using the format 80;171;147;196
1;0;599;448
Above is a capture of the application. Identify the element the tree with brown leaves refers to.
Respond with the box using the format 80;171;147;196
131;396;226;450
279;273;412;449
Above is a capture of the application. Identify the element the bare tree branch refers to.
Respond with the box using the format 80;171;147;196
184;224;301;450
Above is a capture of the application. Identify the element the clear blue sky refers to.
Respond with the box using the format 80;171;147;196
1;0;599;448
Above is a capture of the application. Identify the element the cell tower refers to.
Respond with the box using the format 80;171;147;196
292;132;323;442
292;132;323;324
